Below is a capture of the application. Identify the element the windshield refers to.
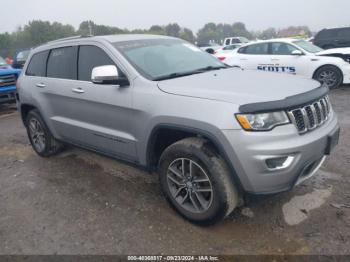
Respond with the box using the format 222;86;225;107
113;39;226;80
0;56;7;66
240;37;250;43
293;40;324;53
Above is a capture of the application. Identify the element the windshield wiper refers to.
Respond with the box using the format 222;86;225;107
153;71;200;81
153;65;228;81
192;65;228;73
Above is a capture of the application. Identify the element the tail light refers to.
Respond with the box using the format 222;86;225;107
218;57;226;61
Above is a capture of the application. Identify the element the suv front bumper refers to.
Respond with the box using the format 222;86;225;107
341;63;350;84
221;110;339;194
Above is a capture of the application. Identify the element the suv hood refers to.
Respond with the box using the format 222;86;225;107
157;68;320;105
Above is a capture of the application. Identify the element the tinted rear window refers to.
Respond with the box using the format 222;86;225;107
317;29;339;39
78;46;115;81
47;46;78;80
239;43;269;55
26;51;49;77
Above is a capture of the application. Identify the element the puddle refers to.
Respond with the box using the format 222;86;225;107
282;187;332;226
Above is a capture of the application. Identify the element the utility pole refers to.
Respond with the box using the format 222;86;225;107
88;21;93;36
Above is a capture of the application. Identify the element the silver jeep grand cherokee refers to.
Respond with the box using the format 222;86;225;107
17;35;340;225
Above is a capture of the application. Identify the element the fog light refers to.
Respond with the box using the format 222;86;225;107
266;156;294;170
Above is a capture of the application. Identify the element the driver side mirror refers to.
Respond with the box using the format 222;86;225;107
291;50;304;56
91;65;129;87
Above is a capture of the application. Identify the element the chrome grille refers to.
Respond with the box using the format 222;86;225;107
288;96;331;134
0;74;17;88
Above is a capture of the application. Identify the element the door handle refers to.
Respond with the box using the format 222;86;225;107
271;59;280;61
72;88;85;94
36;83;46;88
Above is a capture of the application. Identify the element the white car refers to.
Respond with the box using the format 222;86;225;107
224;38;350;89
214;44;242;61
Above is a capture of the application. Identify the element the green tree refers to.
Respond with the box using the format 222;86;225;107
165;23;181;37
259;27;278;40
232;22;253;39
78;21;127;36
179;28;195;43
197;23;220;44
148;25;166;35
0;33;13;57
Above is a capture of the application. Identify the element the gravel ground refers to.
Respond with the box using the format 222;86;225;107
0;87;349;255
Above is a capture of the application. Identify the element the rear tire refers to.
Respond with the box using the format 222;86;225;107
205;48;215;54
313;65;343;89
26;110;64;157
159;137;239;225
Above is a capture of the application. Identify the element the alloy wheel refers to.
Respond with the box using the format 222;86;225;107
28;118;46;152
166;158;213;214
318;70;338;88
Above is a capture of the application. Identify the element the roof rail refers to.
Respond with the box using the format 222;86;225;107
47;35;93;44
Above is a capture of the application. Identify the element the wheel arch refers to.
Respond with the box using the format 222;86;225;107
312;64;344;81
20;103;38;125
146;124;245;191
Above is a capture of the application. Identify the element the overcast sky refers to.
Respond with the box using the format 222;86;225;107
1;0;350;33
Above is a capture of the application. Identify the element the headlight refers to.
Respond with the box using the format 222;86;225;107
236;111;290;131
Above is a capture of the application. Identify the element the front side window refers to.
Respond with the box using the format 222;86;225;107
26;51;49;77
271;42;298;55
338;28;350;37
113;39;225;80
47;46;78;80
78;45;116;81
293;40;323;53
318;29;337;39
239;43;269;55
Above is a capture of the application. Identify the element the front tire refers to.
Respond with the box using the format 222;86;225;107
313;65;343;89
26;110;64;157
159;137;239;225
